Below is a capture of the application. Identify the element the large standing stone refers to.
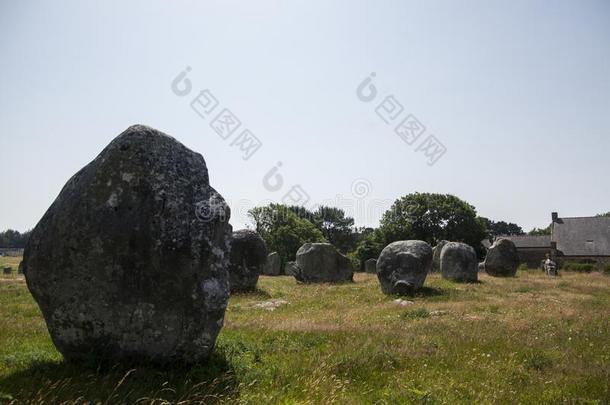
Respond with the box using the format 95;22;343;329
364;258;377;274
228;230;267;293
484;238;520;277
440;242;478;282
284;261;299;277
376;240;432;295
432;240;448;272
22;125;232;363
293;243;353;283
263;252;281;276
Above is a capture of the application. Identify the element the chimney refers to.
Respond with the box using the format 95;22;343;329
551;212;558;222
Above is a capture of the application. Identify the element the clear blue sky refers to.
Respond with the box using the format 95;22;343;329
1;0;609;233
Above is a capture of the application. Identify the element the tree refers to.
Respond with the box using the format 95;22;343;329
248;204;326;264
479;217;524;239
597;212;610;217
286;205;357;253
0;229;31;248
311;206;356;253
354;229;385;269
378;193;487;256
528;226;551;236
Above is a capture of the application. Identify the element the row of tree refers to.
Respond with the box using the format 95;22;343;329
248;192;528;270
0;229;31;249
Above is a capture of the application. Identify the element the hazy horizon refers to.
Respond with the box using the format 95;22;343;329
1;0;609;233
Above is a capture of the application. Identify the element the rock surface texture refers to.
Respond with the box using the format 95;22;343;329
284;261;298;277
440;242;478;282
263;252;281;276
228;230;267;293
432;240;448;272
364;258;377;274
376;240;432;295
22;125;232;363
293;243;353;283
484;238;520;277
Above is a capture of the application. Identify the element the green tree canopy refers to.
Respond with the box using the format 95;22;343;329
0;229;31;248
528;226;551;236
378;193;487;255
248;204;326;264
479;217;524;239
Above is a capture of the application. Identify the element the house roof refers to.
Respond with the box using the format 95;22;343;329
499;235;551;248
552;216;610;256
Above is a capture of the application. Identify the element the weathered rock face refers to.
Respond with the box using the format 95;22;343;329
228;230;267;293
440;242;478;282
432;240;448;272
284;261;298;277
263;252;281;276
484;238;520;277
364;258;377;274
293;243;353;283
376;241;432;295
22;125;232;363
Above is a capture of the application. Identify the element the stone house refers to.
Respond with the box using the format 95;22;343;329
499;212;610;268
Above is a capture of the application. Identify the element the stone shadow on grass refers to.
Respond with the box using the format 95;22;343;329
0;350;238;404
230;287;272;299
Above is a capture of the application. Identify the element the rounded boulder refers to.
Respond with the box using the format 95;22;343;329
376;240;432;295
22;125;232;363
484;238;520;277
440;242;478;282
293;243;353;283
228;230;267;293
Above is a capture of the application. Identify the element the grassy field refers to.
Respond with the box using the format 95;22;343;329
0;257;21;274
1;262;609;404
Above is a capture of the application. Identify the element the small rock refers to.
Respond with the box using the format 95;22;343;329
430;310;447;316
252;299;289;311
393;299;414;307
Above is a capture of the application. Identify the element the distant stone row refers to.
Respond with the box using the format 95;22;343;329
232;233;520;295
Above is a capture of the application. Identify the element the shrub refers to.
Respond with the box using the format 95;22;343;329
603;265;610;276
562;262;595;273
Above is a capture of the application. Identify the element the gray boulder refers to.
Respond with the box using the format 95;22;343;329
440;242;478;282
284;261;299;277
22;125;232;363
263;252;281;276
228;230;267;293
293;243;353;283
432;240;448;272
484;238;520;277
377;240;432;295
364;258;377;274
